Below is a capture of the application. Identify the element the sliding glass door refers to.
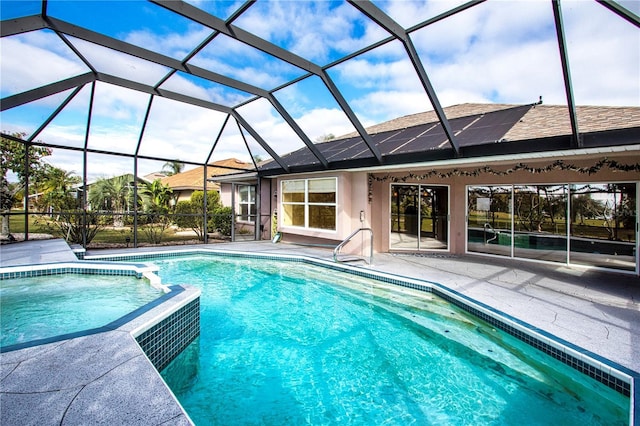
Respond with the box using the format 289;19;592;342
467;183;637;272
467;186;512;256
569;183;636;271
390;184;448;251
513;185;567;263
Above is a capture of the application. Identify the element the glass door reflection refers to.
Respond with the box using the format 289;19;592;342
569;183;636;271
467;185;512;257
390;184;448;251
513;185;568;263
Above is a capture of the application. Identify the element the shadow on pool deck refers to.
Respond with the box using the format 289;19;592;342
1;238;639;424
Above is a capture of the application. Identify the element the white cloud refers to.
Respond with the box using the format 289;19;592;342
137;97;230;163
2;0;638;179
295;108;357;140
37;123;88;151
236;99;308;156
351;90;433;122
561;0;640;105
378;0;469;29
159;73;251;106
91;82;150;122
68;36;171;86
124;25;213;59
0;33;88;98
187;33;299;89
232;0;388;64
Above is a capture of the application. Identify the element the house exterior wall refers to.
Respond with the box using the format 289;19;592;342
272;171;373;253
173;190;194;204
259;178;275;240
373;153;640;254
272;151;639;273
218;183;232;207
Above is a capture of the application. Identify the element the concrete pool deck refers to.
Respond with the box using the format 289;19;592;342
1;239;639;424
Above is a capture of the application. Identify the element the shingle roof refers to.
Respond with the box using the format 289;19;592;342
340;103;517;138
258;103;640;174
341;103;640;140
505;104;640;141
161;158;253;190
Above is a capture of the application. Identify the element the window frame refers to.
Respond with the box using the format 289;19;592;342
236;184;256;224
280;177;337;232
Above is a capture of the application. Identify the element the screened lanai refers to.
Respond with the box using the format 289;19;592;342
1;0;638;248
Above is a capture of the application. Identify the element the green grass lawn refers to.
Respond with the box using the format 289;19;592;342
5;211;203;246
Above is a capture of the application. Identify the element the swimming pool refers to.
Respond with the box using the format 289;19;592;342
0;272;164;348
134;254;629;425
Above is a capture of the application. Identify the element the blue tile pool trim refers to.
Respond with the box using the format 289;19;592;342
0;261;157;280
0;286;186;353
86;249;637;400
135;297;200;371
0;267;141;279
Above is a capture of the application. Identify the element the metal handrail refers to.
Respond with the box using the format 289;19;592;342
333;227;374;265
484;222;498;244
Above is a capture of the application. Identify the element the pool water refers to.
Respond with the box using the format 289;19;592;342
154;255;628;425
0;274;164;347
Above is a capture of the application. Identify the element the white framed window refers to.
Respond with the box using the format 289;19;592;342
237;185;256;223
281;177;337;231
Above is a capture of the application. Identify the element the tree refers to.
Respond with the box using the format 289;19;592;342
36;165;82;212
140;179;173;212
162;161;185;176
88;175;136;227
315;133;335;142
173;190;225;240
43;210;103;245
139;179;173;244
1;132;52;237
571;194;604;226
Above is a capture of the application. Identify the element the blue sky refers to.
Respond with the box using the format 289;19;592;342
1;0;638;180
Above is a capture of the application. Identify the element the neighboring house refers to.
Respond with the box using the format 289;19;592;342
256;103;640;275
161;158;253;204
143;171;168;181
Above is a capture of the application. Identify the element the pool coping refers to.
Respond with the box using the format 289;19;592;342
1;262;200;425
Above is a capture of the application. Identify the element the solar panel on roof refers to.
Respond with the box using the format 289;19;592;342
382;123;438;153
391;130;449;154
258;105;536;171
326;140;371;161
457;105;531;147
316;137;358;153
282;148;321;167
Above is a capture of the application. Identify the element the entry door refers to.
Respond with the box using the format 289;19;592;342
390;184;448;251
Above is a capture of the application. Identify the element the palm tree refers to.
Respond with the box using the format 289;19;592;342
162;161;185;176
138;179;173;244
38;166;81;211
140;179;173;213
88;175;135;226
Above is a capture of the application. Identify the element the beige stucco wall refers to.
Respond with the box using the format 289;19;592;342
270;152;639;260
372;153;640;255
275;172;357;242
